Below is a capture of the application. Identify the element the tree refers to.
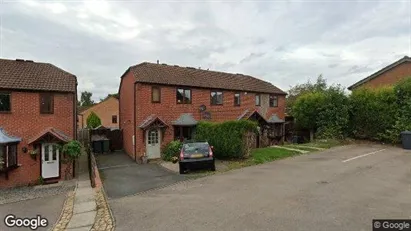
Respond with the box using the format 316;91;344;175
86;112;102;129
286;75;327;115
292;92;326;141
79;91;95;106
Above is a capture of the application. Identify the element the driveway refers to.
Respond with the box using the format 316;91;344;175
109;144;411;231
96;151;187;199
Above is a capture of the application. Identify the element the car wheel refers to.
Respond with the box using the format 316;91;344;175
179;164;186;174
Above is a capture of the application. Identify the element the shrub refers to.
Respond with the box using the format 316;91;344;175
162;140;182;161
86;112;101;129
195;120;258;159
349;87;397;141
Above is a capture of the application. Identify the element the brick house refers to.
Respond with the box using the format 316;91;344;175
119;62;286;161
78;96;119;129
348;56;411;90
0;59;77;188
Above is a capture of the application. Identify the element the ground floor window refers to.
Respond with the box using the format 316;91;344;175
0;144;18;169
174;126;195;142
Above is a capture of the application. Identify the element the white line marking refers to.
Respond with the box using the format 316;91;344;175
342;149;386;163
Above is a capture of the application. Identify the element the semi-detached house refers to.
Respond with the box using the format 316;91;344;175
0;58;77;188
119;62;287;161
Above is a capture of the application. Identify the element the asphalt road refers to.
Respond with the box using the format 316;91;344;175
110;145;411;231
0;193;66;231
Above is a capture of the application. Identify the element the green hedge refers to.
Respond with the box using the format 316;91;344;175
194;120;258;159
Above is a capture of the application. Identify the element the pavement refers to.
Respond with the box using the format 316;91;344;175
96;151;187;199
108;144;411;231
0;193;67;231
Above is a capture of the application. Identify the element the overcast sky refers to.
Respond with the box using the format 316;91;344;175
1;0;410;101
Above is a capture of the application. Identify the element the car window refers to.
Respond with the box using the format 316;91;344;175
183;143;209;154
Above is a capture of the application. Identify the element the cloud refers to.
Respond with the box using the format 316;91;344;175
1;0;410;101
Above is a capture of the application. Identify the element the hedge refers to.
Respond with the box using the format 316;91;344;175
194;120;258;159
291;77;411;144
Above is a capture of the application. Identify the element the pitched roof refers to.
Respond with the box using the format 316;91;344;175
28;127;71;144
0;128;21;144
172;113;198;126
138;114;168;129
0;58;77;92
267;114;284;123
127;62;286;94
348;56;411;90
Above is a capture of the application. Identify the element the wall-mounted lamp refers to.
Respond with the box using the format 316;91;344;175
22;147;28;153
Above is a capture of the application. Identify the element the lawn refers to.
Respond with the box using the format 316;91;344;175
225;147;300;170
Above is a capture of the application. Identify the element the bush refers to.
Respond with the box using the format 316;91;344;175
349;87;397;141
86;112;101;129
195;120;258;159
161;140;182;161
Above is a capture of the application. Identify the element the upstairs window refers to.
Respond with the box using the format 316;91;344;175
40;93;54;114
255;94;261;106
234;92;241;106
112;115;118;124
152;86;161;103
211;91;223;105
269;95;278;107
177;88;191;104
0;92;11;112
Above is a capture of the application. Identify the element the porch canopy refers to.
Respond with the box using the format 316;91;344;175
172;113;198;126
28;127;71;144
267;114;284;124
0;128;21;144
139;114;168;130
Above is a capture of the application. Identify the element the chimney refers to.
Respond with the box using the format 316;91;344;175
156;60;159;64
16;59;24;62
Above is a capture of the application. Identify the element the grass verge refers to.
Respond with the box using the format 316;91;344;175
299;139;343;149
225;147;300;170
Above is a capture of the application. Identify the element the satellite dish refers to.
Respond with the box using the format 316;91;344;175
199;104;207;112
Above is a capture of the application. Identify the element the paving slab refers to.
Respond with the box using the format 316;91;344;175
67;211;97;229
73;201;96;214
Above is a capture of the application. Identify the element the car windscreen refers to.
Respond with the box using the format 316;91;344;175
182;143;209;154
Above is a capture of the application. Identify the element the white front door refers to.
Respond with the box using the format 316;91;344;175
146;129;161;159
41;143;60;178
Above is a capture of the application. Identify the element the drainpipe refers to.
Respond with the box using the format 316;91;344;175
133;82;137;162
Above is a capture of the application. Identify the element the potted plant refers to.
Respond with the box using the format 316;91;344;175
29;149;38;160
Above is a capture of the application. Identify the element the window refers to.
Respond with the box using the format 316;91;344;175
1;144;18;168
211;91;223;105
234;92;241;106
176;88;191;104
0;92;11;112
112;115;118;124
174;126;193;141
152;86;161;103
269;95;278;107
40;93;54;114
255;94;261;106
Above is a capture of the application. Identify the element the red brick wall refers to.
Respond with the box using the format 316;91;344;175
134;83;285;158
0;91;75;188
78;97;119;129
359;62;411;89
119;71;136;159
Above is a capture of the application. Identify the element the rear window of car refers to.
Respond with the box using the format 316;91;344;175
183;143;209;154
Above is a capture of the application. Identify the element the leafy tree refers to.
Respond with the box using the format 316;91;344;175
286;75;327;115
79;91;95;106
292;92;326;141
86;111;102;129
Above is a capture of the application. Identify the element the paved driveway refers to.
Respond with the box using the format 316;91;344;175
109;144;411;231
96;151;187;199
